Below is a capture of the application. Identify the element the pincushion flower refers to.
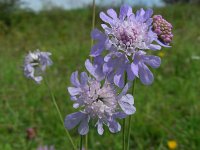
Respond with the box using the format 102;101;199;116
24;49;52;84
91;5;165;58
64;59;136;135
89;5;172;87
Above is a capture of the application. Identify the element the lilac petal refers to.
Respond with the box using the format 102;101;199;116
68;87;81;96
127;65;135;81
131;62;139;77
103;55;116;74
70;71;80;87
101;24;112;34
73;103;79;109
34;76;43;84
80;72;88;86
146;18;153;26
104;53;113;62
136;8;145;20
139;63;154;85
78;117;89;135
155;39;171;48
119;94;136;115
113;112;127;119
114;67;125;88
91;43;104;57
64;112;86;130
100;12;113;25
117;83;129;99
144;9;153;21
107;9;117;19
119;4;132;20
91;28;103;39
149;44;161;50
129;13;135;21
103;62;114;74
108;120;121;133
143;55;161;68
85;59;104;81
96;120;104;135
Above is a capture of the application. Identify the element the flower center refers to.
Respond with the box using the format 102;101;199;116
110;20;149;55
84;81;117;119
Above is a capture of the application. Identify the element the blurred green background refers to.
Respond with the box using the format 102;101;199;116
0;0;200;149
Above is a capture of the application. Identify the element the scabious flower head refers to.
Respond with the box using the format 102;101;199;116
92;4;163;57
24;49;52;84
65;59;136;135
90;5;172;87
153;15;173;45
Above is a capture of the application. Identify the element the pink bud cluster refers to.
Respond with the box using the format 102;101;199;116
153;15;173;45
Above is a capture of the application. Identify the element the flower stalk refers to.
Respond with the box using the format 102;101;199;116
127;79;136;150
44;78;76;150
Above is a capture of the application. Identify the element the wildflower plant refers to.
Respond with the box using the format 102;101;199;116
23;2;173;150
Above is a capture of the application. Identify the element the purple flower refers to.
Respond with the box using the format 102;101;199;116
89;5;169;87
64;61;136;135
152;15;173;46
91;4;164;58
23;49;52;84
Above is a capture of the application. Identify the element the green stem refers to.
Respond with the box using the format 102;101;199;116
85;1;96;149
80;135;83;150
44;78;76;150
91;0;96;49
126;79;136;150
85;134;88;150
122;118;126;150
123;73;128;150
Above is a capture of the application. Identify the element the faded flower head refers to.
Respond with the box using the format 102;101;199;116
24;49;52;84
153;15;173;45
65;59;136;135
37;145;55;150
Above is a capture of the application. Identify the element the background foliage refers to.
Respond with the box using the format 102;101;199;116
0;3;200;150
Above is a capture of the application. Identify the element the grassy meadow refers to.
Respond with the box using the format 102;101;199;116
0;4;200;150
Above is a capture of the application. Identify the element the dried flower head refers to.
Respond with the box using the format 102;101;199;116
153;15;173;45
24;50;52;84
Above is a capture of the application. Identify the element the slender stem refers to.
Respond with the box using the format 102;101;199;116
85;1;96;149
90;0;96;49
122;118;126;150
44;78;76;150
126;79;136;150
80;135;83;150
122;73;128;150
85;134;88;150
